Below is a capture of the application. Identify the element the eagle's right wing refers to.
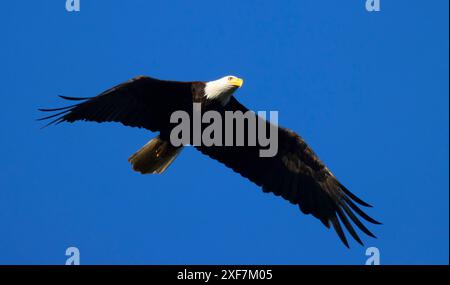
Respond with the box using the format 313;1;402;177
38;76;194;132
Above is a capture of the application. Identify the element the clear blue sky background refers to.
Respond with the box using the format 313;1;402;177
0;1;448;265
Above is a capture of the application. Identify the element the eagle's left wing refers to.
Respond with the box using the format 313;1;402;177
195;97;380;247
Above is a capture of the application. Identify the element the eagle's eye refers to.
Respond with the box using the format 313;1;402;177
228;76;233;81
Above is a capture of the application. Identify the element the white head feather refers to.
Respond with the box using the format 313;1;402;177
204;75;244;105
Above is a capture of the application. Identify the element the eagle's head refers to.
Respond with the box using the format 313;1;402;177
204;75;244;105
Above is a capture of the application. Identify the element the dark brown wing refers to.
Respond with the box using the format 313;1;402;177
196;97;380;247
38;76;194;131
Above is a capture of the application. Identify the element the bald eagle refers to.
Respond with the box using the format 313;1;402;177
39;75;380;247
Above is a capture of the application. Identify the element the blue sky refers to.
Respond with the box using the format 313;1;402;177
0;1;448;265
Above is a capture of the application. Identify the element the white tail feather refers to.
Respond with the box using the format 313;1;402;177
128;136;183;174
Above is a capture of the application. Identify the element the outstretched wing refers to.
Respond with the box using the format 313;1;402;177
196;97;380;247
38;76;194;131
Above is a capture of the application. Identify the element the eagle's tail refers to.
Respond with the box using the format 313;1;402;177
128;136;183;174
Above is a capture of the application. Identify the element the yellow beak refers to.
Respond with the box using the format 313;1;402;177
229;77;244;88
